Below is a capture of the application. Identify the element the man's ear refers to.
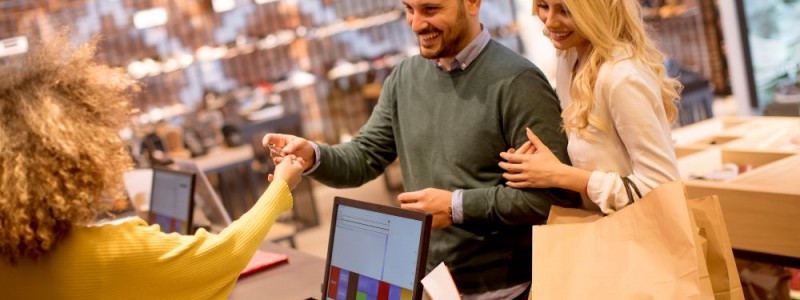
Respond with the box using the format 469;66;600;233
465;0;482;16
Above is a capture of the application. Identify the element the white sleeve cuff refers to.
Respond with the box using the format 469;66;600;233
450;189;464;224
302;142;322;175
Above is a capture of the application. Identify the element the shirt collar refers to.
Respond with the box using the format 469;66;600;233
433;25;491;72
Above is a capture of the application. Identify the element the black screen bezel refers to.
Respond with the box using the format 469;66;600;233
321;197;432;300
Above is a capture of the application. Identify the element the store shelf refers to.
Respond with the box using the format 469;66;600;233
678;148;796;181
672;116;800;260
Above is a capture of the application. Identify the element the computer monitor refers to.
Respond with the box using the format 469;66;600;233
172;158;233;228
322;197;432;300
148;167;195;234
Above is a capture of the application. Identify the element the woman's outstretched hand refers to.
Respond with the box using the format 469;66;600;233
268;155;305;190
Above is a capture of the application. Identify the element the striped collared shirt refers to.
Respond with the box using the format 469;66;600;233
433;25;491;72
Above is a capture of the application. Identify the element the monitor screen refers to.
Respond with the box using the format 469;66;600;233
148;168;195;234
172;158;233;228
323;197;431;300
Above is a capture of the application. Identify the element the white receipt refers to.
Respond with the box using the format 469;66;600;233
421;262;461;300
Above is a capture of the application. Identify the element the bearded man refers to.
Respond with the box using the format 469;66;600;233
264;0;578;298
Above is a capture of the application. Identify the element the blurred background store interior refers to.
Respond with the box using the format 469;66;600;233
2;0;799;296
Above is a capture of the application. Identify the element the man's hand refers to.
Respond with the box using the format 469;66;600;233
398;188;453;229
262;133;316;171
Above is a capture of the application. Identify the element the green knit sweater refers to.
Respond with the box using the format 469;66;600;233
311;40;579;293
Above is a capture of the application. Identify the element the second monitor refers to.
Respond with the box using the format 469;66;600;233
323;197;432;300
148;167;195;235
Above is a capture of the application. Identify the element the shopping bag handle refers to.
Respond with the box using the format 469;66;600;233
621;176;643;203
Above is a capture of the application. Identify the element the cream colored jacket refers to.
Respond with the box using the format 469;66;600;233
556;49;679;214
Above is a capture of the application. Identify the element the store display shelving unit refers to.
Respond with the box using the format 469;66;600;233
0;0;523;145
671;116;800;267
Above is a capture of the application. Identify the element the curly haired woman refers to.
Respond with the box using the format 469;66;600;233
499;0;681;213
0;35;305;299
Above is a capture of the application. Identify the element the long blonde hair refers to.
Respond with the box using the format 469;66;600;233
544;0;681;138
0;33;137;264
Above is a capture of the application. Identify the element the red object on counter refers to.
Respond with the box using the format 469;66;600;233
789;267;800;291
238;250;289;278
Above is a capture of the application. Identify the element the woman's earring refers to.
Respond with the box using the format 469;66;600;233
542;28;550;37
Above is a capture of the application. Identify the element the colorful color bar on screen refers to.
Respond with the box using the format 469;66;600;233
149;212;186;233
327;266;412;300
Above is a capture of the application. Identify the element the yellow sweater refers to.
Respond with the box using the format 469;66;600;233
0;179;293;300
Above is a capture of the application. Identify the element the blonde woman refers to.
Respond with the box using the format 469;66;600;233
0;35;305;299
499;0;681;213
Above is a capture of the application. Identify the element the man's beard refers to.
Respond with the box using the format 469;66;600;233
419;8;469;59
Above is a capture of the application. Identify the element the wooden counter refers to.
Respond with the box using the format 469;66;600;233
230;242;325;299
672;117;800;264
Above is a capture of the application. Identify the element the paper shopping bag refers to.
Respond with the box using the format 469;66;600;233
532;181;713;299
545;205;602;225
688;195;745;300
